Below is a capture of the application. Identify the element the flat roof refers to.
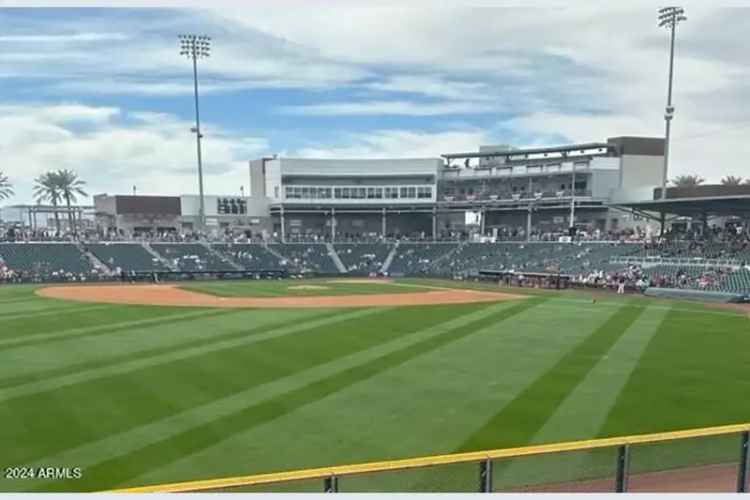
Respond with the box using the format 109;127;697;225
442;142;613;160
616;195;750;216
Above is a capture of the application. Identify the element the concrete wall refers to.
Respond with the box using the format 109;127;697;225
619;154;664;191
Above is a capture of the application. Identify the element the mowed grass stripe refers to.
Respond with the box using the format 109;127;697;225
0;309;339;390
0;308;234;351
457;302;647;452
0;296;40;305
0;303;111;322
145;296;621;490
23;301;516;492
600;306;750;437
0;308;378;404
2;304;482;473
61;299;542;491
0;304;210;342
491;305;670;490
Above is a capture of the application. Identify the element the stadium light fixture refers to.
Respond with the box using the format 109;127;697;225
657;7;686;200
179;34;212;230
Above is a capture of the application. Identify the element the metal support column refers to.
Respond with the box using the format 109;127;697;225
526;204;533;242
382;207;387;239
659;211;666;237
615;444;630;493
480;207;486;236
331;208;336;242
324;475;338;493
570;161;576;229
479;459;493;493
738;431;749;493
432;207;437;241
280;206;286;243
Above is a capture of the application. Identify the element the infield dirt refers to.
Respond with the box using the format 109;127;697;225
37;283;524;308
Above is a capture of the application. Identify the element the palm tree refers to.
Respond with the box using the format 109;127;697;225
0;171;13;201
721;176;743;186
670;175;705;188
33;172;63;235
55;169;87;237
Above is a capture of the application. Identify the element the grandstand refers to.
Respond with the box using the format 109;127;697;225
388;243;459;276
268;243;340;274
86;243;170;272
151;243;236;272
334;243;392;275
1;239;749;297
211;243;283;271
0;242;95;281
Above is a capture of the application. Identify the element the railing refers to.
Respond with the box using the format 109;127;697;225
610;256;744;269
111;422;750;493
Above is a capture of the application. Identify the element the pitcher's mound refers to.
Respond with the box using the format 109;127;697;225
36;283;524;309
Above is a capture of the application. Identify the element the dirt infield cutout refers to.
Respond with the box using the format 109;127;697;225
37;283;524;309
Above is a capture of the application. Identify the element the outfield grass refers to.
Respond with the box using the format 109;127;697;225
0;279;748;492
180;278;433;297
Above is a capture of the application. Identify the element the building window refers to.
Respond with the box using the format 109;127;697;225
417;186;432;199
400;186;416;199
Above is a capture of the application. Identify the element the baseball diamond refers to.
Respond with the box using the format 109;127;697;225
2;5;750;493
0;278;749;492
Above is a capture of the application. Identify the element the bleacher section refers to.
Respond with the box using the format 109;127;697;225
0;243;94;281
335;244;392;275
151;243;235;272
0;241;748;295
269;244;339;274
643;265;740;293
211;244;282;271
388;243;458;275
439;242;639;277
87;243;169;272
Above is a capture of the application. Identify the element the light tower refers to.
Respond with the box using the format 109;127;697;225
658;7;687;200
179;34;211;229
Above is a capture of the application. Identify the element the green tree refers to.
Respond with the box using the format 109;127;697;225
55;169;88;237
670;175;705;187
33;172;63;235
721;176;743;186
0;171;13;201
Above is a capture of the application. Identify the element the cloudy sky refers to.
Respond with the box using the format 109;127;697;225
1;2;748;205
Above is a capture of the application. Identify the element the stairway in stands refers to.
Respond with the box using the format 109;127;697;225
200;242;243;271
76;242;112;275
142;242;179;271
326;243;347;273
380;241;399;274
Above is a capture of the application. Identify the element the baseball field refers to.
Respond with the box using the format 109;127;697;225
1;278;749;492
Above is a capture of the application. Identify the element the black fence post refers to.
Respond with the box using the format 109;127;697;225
324;475;338;493
615;445;630;493
479;459;493;492
738;431;749;493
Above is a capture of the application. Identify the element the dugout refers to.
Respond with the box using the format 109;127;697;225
477;269;572;289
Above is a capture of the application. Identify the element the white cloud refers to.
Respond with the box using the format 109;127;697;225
280;100;496;116
0;103;269;204
0;33;129;42
294;129;489;159
367;76;494;101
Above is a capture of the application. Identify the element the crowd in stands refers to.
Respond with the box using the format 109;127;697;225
1;222;749;296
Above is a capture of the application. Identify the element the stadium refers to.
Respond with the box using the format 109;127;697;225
2;4;750;495
2;134;750;493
